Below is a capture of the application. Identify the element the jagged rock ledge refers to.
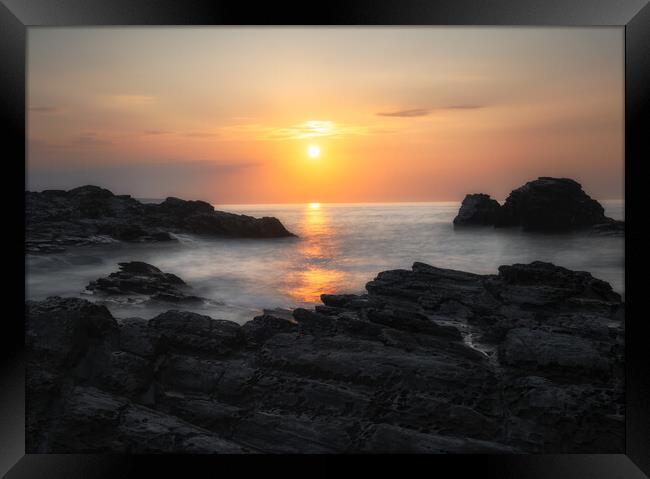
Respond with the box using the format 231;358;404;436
27;261;624;454
84;261;207;305
26;185;296;254
454;177;624;234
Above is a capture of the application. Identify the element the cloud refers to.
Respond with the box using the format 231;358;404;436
143;130;173;135
377;108;431;118
377;105;485;117
261;120;370;140
444;104;484;110
183;131;220;138
29;106;61;114
76;132;112;146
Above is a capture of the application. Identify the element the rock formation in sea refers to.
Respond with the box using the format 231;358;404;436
26;261;624;453
25;185;296;254
84;261;206;304
453;177;624;233
453;194;502;226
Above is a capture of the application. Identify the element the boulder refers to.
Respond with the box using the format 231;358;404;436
497;177;608;231
453;193;502;226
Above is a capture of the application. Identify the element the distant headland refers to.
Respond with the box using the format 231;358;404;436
26;185;296;254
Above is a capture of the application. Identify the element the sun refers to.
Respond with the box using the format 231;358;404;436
307;145;321;159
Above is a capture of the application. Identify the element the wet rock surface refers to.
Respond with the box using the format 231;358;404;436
26;261;624;453
26;185;296;254
453;177;624;233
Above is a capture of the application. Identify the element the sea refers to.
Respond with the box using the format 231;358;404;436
26;201;624;324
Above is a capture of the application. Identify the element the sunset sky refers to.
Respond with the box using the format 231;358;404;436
27;27;624;204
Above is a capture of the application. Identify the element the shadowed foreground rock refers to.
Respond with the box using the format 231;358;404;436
26;185;296;253
27;261;624;453
454;177;624;233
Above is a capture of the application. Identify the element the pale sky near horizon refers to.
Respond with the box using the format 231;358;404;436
27;27;624;204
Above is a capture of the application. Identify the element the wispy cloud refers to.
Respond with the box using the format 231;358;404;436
143;130;173;135
183;131;220;138
224;120;371;141
377;108;431;118
444;104;484;110
29;106;62;114
76;132;112;146
377;105;485;117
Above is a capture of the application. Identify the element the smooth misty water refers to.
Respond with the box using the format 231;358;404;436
26;201;624;324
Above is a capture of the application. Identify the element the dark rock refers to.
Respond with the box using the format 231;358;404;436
453;193;502;226
498;328;608;377
453;177;623;233
241;313;297;346
26;296;118;369
26;185;296;254
360;424;516;453
498;261;621;303
149;310;243;356
49;386;247;453
27;261;624;453
118;317;161;358
498;177;608;231
85;261;205;304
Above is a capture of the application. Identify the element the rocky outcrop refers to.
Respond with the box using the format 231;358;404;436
26;261;624;454
85;262;205;304
453;194;502;226
26;185;296;253
453;177;624;233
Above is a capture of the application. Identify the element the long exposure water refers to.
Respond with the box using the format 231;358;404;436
26;201;624;323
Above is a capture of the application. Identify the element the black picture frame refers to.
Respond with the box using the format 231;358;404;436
2;0;649;477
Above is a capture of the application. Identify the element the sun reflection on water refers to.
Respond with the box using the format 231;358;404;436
284;203;347;303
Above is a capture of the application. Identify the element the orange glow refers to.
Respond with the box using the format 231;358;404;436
27;28;624;202
283;203;347;302
288;268;346;303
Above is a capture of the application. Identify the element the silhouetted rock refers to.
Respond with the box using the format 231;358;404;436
27;261;624;453
453;193;502;226
497;177;608;230
26;185;296;253
453;177;623;233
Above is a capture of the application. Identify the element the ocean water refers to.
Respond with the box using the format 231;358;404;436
26;201;624;324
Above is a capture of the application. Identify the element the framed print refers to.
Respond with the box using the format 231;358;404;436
2;0;649;477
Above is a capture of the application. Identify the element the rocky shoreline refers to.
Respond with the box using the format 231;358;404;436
26;185;296;254
453;177;624;234
27;261;624;453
